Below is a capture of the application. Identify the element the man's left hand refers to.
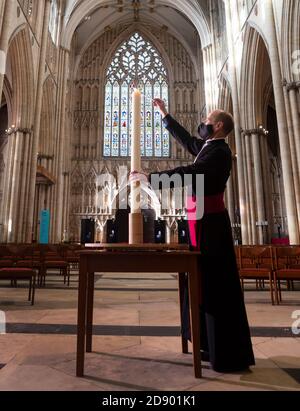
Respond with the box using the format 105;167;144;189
129;171;148;183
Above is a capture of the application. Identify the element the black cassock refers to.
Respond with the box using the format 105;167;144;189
150;115;255;373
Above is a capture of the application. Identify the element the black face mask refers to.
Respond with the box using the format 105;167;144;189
198;123;214;141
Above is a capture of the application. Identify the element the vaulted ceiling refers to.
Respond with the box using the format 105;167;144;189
61;0;212;53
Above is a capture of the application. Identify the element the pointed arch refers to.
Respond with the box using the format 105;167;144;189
6;27;35;128
240;25;272;129
98;26;173;87
103;31;170;158
71;164;84;195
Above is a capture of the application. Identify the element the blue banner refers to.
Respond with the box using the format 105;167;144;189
40;209;50;244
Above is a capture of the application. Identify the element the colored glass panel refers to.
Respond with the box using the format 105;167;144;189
111;82;119;156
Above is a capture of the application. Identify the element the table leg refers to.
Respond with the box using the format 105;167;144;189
76;256;88;377
188;264;202;378
178;272;188;354
86;271;95;352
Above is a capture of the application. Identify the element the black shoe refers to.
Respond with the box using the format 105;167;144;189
213;364;251;373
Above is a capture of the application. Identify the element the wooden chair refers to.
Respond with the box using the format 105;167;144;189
0;245;36;305
273;246;300;304
237;246;275;305
39;245;69;286
65;244;81;284
0;246;14;268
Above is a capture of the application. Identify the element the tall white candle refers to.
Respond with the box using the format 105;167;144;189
131;88;142;214
131;88;141;173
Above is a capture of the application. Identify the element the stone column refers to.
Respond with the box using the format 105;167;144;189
0;0;6;43
0;131;11;242
1;130;17;242
202;46;213;114
265;0;299;244
252;131;267;244
32;184;39;242
51;47;70;242
25;0;52;242
62;172;70;237
0;0;13;99
244;132;257;244
240;133;251;243
3;128;32;243
17;131;32;242
287;84;300;173
260;134;273;241
283;82;300;222
224;0;249;244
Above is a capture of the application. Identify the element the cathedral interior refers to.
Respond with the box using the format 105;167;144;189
0;0;299;392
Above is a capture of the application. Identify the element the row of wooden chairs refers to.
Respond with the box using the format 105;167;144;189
235;246;300;305
0;244;82;304
0;243;299;306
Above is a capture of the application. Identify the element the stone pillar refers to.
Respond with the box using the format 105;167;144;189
252;131;266;244
2;128;32;242
51;47;70;242
202;46;213;114
224;0;249;244
0;131;11;242
240;133;251;244
0;0;5;28
287;84;300;173
7;130;22;243
0;0;13;99
0;0;7;51
62;172;70;237
260;134;273;241
32;184;39;242
283;82;300;223
244;133;257;244
25;0;52;242
265;0;299;244
17;131;32;242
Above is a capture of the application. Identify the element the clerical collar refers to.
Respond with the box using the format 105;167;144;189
205;138;226;143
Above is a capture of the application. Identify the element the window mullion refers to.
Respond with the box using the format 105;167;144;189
119;82;121;157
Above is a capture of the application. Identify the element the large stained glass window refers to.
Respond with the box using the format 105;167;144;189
104;32;170;157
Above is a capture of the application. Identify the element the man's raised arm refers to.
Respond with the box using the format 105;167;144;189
153;98;204;157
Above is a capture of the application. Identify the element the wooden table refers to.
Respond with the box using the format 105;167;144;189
76;247;202;378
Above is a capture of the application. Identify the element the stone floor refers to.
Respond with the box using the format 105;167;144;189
0;271;299;391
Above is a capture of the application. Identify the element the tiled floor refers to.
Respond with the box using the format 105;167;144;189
0;272;299;391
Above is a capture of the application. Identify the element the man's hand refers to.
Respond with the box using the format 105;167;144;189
129;171;148;184
153;98;168;118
